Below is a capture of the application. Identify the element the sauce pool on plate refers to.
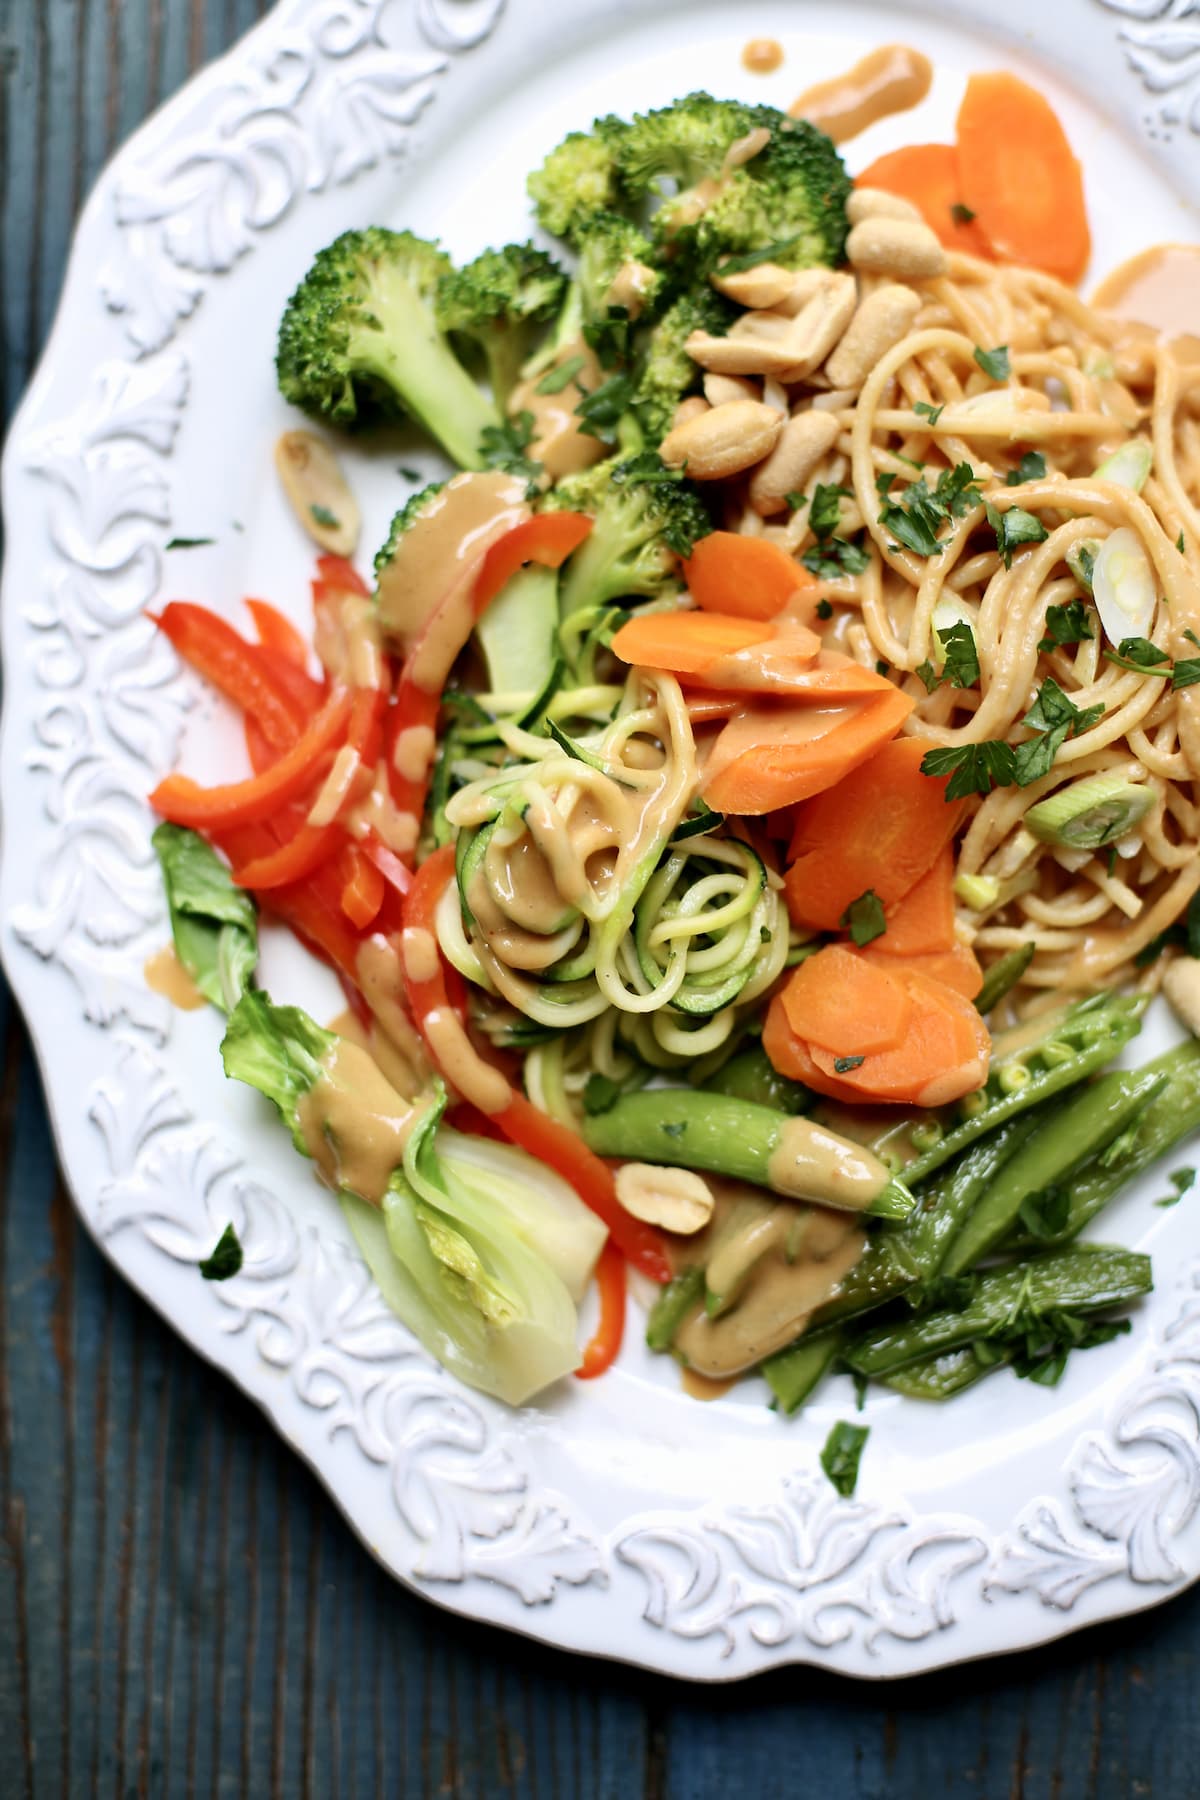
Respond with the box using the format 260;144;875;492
790;43;932;144
1091;242;1200;365
144;944;206;1010
742;37;783;75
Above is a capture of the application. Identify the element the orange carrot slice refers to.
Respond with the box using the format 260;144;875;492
610;610;775;677
762;993;877;1104
683;532;819;623
875;844;956;957
807;970;990;1108
780;945;913;1057
863;941;983;1002
856;144;994;258
955;73;1090;285
702;686;913;815
784;737;964;931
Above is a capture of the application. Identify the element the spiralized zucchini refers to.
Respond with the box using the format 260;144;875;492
434;667;791;1070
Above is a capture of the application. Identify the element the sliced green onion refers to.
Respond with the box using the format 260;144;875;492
1066;538;1101;595
1026;774;1154;850
955;872;1000;910
1091;526;1156;647
1095;439;1153;493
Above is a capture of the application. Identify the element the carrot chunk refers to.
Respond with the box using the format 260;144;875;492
863;941;983;1002
610;610;776;676
683;532;819;623
780;946;913;1057
703;687;913;815
808;971;990;1108
875;844;957;957
784;737;963;929
955;73;1090;284
855;144;994;257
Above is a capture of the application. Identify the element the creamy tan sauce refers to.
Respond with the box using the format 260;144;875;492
1091;243;1200;367
422;1005;512;1114
297;1036;427;1203
353;936;432;1093
144;944;207;1010
790;44;932;144
307;744;363;827
374;470;529;654
668;1181;865;1379
680;1367;737;1401
314;590;384;690
742;37;784;75
766;1116;892;1210
347;761;420;856
508;339;606;481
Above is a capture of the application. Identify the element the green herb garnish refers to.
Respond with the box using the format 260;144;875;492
165;536;215;550
974;344;1011;382
1039;599;1095;652
199;1224;243;1281
914;400;945;427
841;889;886;947
986;501;1049;569
1006;451;1047;487
951;202;977;225
536;354;587;395
310;503;339;528
820;1421;869;1496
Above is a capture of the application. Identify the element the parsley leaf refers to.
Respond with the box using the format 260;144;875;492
841;889;887;947
810;482;852;540
480;411;541;486
583;305;634;367
986;501;1049;568
820;1422;869;1497
921;740;1017;800
974;344;1011;381
199;1224;243;1282
1039;599;1095;652
310;503;339;528
165;536;215;550
1012;720;1071;785
575;373;635;444
815;598;833;620
802;538;871;580
940;620;980;688
951;202;977;224
582;1073;621;1116
879;463;983;560
535;354;587;395
1006;451;1047;486
1135;892;1200;966
1178;531;1187;555
1018;1185;1071;1241
1156;1168;1197;1209
1103;635;1172;675
916;660;940;694
1173;658;1200;689
833;1055;866;1074
914;400;945;426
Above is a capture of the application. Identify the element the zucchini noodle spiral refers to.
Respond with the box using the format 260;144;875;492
435;667;789;1060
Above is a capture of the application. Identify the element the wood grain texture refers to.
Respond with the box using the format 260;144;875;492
2;3;1200;1795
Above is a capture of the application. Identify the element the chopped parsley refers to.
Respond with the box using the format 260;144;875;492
165;536;215;550
833;1055;866;1074
915;620;979;694
582;1073;621;1116
310;503;339;528
841;889;886;947
1039;598;1095;652
575;373;635;444
1178;532;1187;555
199;1224;243;1281
815;598;833;620
986;501;1049;568
800;481;872;579
786;490;807;512
951;202;977;224
1135;891;1200;966
878;462;983;559
914;400;945;427
661;1120;687;1140
480;410;540;486
583;305;633;366
820;1421;869;1497
1006;451;1047;487
921;738;1018;801
398;465;422;481
1018;1185;1071;1241
1156;1168;1196;1209
535;353;587;395
974;344;1011;382
920;678;1102;799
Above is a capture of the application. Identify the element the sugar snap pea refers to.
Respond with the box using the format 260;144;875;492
844;1244;1152;1377
940;1065;1168;1277
881;1346;1011;1400
646;1266;704;1352
702;1044;812;1114
902;1109;1048;1278
762;1329;844;1415
975;943;1036;1016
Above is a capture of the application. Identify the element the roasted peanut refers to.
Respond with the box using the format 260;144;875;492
275;430;361;556
659;399;783;479
773;266;840;318
776;272;858;380
711;261;797;309
686;317;804;378
748;409;841;514
846;187;925;227
825;283;922;390
846;217;947;280
703;372;761;407
614;1163;715;1234
671;395;711;431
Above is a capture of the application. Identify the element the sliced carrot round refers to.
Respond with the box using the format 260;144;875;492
956;73;1090;284
762;994;869;1103
856;144;994;258
611;610;775;676
780;945;913;1057
683;532;819;623
862;941;983;1002
875;844;957;957
704;686;914;815
809;971;990;1108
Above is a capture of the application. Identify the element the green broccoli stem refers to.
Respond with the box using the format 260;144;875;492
940;1064;1169;1278
355;291;500;469
582;1089;914;1219
843;1245;1152;1378
1006;1038;1200;1248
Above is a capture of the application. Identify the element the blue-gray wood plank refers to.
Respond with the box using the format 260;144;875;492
2;2;1200;1793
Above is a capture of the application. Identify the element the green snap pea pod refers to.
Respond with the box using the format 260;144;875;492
881;1345;1012;1401
902;1109;1050;1278
582;1090;915;1219
844;1245;1152;1378
940;1065;1169;1277
807;1234;921;1329
702;1045;812;1115
899;992;1144;1185
1007;1039;1200;1248
762;1329;844;1415
646;1266;704;1352
974;943;1036;1016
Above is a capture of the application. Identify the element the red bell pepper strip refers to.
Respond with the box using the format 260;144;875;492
401;847;671;1284
253;644;327;720
576;1241;626;1379
361;833;414;901
216;819;365;985
153;602;307;752
314;554;370;598
150;687;353;829
340;847;386;930
231;688;384;889
245;597;311;669
387;512;594;854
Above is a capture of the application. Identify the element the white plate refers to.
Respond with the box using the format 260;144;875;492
4;0;1200;1682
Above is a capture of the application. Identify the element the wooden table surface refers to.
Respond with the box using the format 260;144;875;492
3;3;1200;1794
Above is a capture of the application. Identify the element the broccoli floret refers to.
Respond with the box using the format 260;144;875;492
435;242;568;404
614;91;774;200
571;211;664;366
276;227;499;468
631;287;738;444
684;119;852;272
545;453;713;620
373;481;446;586
527;117;631;243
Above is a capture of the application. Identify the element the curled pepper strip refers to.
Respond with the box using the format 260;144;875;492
150;687;354;829
387;512;595;858
575;1240;626;1380
152;602;308;752
402;847;670;1285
